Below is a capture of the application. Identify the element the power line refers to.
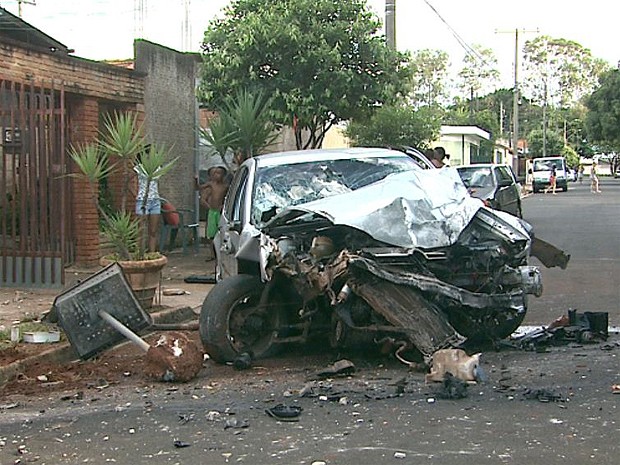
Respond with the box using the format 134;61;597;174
422;0;486;64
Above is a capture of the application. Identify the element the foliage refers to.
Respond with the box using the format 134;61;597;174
407;49;449;108
100;112;146;212
199;89;279;169
456;45;500;102
521;35;609;109
562;145;580;168
345;104;442;149
199;113;237;173
527;128;564;158
69;112;177;261
101;212;139;260
199;0;409;149
585;69;620;152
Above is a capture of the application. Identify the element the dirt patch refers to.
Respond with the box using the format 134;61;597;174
0;342;61;366
0;331;204;397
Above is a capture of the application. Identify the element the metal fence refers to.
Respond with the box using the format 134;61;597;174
0;78;73;287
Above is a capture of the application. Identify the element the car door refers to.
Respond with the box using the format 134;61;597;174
495;166;521;216
215;165;250;279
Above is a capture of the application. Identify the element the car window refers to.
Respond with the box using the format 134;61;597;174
251;156;419;226
458;167;494;188
224;166;249;224
533;159;563;171
496;166;514;183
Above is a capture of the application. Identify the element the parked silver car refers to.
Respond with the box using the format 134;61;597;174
457;163;523;218
200;148;566;364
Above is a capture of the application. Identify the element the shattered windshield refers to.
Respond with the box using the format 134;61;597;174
251;156;419;226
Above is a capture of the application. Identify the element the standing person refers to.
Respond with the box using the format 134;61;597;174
431;146;449;168
590;161;601;193
544;164;557;194
196;165;230;259
134;162;161;253
577;164;584;184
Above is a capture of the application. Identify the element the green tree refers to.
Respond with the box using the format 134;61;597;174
200;0;408;150
561;145;580;169
408;49;449;108
527;128;564;158
585;69;620;150
585;69;620;172
521;36;609;109
457;45;500;104
345;104;442;149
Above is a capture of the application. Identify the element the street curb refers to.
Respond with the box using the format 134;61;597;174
0;305;198;388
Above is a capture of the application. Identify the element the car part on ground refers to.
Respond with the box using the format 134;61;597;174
200;148;569;365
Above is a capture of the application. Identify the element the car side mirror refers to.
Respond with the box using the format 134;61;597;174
528;168;533;174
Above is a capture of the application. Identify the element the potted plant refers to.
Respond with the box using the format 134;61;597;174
70;112;177;308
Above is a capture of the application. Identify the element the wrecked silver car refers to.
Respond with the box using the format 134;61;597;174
199;148;565;364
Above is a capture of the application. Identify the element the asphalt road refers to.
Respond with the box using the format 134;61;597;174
522;177;620;326
0;178;619;465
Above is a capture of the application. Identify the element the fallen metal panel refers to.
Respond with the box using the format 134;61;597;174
349;276;464;357
530;237;571;269
53;263;151;360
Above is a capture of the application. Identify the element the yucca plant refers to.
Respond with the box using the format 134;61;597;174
199;114;236;174
225;89;279;163
69;112;177;261
102;211;140;260
99;112;146;212
199;89;279;171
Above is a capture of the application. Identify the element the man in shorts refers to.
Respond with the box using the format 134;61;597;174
196;165;230;259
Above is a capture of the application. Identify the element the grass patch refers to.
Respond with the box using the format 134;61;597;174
0;321;63;346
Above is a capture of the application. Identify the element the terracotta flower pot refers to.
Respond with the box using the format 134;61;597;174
100;255;168;309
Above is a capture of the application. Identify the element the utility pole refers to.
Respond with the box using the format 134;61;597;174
385;0;396;49
512;28;519;173
17;0;36;17
182;0;192;51
134;0;147;38
496;28;538;175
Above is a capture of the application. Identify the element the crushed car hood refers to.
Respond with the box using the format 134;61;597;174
265;168;484;249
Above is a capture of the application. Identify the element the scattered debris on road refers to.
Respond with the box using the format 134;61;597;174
424;349;481;383
510;309;608;350
265;404;302;422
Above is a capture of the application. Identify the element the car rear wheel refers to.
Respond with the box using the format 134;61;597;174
199;274;282;363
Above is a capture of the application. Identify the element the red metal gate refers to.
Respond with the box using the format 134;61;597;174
0;78;73;287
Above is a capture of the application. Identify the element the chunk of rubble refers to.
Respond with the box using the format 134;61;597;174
144;332;204;382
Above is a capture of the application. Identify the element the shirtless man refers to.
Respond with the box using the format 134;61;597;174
196;166;229;258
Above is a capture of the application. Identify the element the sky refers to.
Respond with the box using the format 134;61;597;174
2;0;619;88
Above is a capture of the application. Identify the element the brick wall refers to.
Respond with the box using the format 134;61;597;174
0;43;144;103
68;97;100;267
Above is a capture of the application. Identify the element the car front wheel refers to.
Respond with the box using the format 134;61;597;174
199;274;282;363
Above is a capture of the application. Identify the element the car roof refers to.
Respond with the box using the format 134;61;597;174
250;147;413;168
